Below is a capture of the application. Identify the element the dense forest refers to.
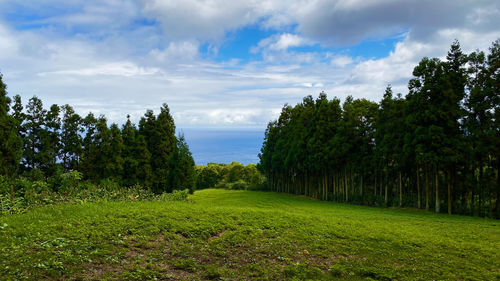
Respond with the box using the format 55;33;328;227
0;76;196;194
259;40;500;218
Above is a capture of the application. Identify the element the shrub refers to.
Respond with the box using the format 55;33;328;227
228;179;249;190
59;170;83;191
0;174;190;215
156;189;190;202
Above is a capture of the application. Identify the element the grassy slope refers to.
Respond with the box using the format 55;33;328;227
0;189;499;280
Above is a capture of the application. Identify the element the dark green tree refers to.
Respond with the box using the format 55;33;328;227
135;134;152;188
41;104;61;176
60;104;82;172
140;104;177;193
121;115;139;186
80;113;98;181
107;123;124;180
167;134;196;193
24;96;46;172
0;74;22;176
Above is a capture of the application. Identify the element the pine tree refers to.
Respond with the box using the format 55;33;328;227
135;134;152;188
94;116;111;180
11;95;25;173
80;113;98;181
140;105;177;193
41;104;61;176
0;74;22;176
24;96;46;172
485;40;500;218
60;104;82;172
107;123;124;180
121;115;139;186
11;95;25;133
167;134;196;193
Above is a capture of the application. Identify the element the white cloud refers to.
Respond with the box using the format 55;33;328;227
270;33;310;50
148;41;200;63
330;55;353;67
39;62;161;77
252;33;312;54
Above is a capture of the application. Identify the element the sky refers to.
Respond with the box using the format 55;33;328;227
0;0;499;130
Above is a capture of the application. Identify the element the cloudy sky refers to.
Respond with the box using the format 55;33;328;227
0;0;499;129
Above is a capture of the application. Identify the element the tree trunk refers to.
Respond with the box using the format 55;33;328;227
417;165;421;209
435;165;440;213
344;167;348;202
496;162;500;219
384;166;388;207
447;169;452;215
324;173;328;200
360;172;363;204
333;172;337;200
479;161;483;216
425;166;429;211
399;171;402;207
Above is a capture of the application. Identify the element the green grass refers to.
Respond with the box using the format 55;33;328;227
1;189;499;280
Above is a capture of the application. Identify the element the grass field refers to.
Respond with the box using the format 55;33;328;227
0;189;499;280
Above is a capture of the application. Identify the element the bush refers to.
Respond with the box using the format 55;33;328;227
156;189;190;201
228;179;249;190
59;170;83;191
0;173;190;215
0;194;27;215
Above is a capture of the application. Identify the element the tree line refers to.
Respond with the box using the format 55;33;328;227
0;75;196;193
259;40;500;218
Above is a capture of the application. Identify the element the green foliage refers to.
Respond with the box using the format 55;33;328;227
59;170;83;191
60;104;81;172
0;73;22;176
156;189;190;201
0;173;189;215
0;189;498;280
196;162;266;191
167;134;196;193
140;104;177;193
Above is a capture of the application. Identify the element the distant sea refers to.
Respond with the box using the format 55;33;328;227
178;128;265;165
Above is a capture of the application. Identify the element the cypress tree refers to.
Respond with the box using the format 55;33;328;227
135;134;152;188
94;116;111;180
41;104;61;176
0;74;22;176
107;123;124;180
122;115;139;186
167;134;196;193
80;113;98;181
140;104;177;193
24;96;45;172
60;104;82;172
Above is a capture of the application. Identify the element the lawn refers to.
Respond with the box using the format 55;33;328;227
0;189;499;280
